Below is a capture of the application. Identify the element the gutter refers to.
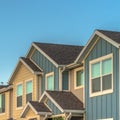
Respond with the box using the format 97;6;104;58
0;85;13;93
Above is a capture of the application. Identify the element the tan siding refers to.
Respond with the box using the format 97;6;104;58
12;63;38;120
25;108;40;120
69;68;84;102
0;90;12;120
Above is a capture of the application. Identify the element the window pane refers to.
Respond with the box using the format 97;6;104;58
47;75;54;90
92;77;101;93
0;94;5;113
26;81;32;94
17;84;22;96
17;96;22;107
26;93;32;103
91;62;100;78
76;70;84;86
102;74;112;90
102;58;112;75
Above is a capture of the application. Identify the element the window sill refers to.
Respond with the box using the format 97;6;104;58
75;85;84;90
16;106;23;110
0;113;5;115
90;89;113;97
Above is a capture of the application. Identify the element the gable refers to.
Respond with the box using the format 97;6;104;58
9;61;34;84
76;30;120;63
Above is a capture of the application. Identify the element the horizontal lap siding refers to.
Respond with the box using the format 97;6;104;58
85;38;119;120
12;64;36;120
31;50;59;93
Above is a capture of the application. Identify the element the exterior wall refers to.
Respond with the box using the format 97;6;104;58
12;63;38;120
0;90;12;120
85;38;119;120
24;108;40;120
46;99;62;115
31;49;59;92
69;68;84;102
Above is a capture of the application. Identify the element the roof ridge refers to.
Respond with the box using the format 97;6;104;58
33;42;84;47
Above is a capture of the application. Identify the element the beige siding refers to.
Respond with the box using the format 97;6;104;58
69;67;84;102
25;108;40;120
0;90;12;120
12;63;38;120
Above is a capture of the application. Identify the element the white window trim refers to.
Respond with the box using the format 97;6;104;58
89;53;113;97
97;118;113;120
16;82;23;109
46;72;54;90
25;79;33;103
74;67;84;89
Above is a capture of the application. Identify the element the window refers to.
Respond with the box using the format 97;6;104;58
0;94;5;113
74;68;84;89
90;54;113;97
16;84;23;107
26;80;32;103
46;72;54;90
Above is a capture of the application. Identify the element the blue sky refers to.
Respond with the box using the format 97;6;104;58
0;0;120;84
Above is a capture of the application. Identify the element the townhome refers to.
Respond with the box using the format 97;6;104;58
0;42;84;120
76;30;120;120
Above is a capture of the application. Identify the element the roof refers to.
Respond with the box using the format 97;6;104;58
0;85;8;89
0;85;13;93
33;42;84;65
97;29;120;44
29;101;51;113
20;57;42;73
46;91;84;111
21;101;52;118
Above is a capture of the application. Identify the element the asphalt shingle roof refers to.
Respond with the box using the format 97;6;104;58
46;91;84;110
29;101;51;113
33;42;84;65
98;30;120;44
21;57;42;72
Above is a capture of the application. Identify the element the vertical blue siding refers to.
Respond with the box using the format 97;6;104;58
85;38;119;120
46;99;62;115
62;71;69;90
31;50;59;93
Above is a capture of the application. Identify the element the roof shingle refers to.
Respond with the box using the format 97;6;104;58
33;42;84;65
46;91;84;110
29;101;51;113
20;57;42;72
98;29;120;44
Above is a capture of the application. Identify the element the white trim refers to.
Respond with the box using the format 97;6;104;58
25;79;33;103
64;109;84;114
75;29;119;64
39;91;64;113
89;54;113;97
32;43;59;67
74;67;84;89
45;72;54;90
97;118;113;120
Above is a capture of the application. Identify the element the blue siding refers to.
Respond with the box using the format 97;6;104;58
31;50;59;93
46;99;62;115
62;71;69;90
85;38;119;120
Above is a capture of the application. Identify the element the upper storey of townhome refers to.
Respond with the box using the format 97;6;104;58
76;29;120;120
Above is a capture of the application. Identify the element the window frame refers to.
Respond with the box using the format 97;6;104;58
0;93;5;114
89;54;113;97
25;79;33;103
97;118;113;120
46;72;54;90
74;67;84;89
16;82;23;109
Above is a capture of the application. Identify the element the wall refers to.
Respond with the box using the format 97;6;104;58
85;38;119;120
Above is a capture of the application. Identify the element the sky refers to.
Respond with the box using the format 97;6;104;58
0;0;120;84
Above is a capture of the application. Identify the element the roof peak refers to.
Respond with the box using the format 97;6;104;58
97;29;120;33
33;42;84;47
